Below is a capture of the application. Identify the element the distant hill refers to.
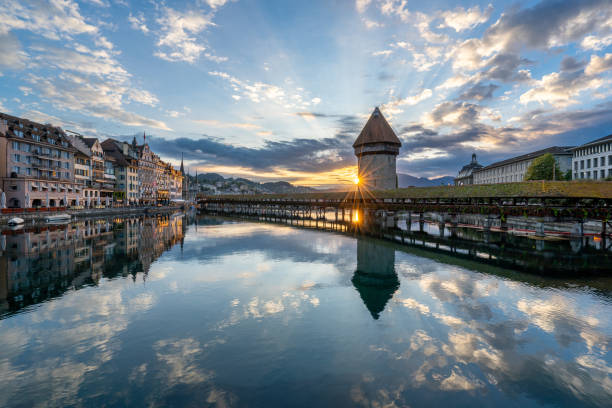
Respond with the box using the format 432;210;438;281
189;173;317;194
398;173;454;187
196;173;225;183
261;181;317;194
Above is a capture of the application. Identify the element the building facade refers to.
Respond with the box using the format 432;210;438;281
472;147;573;184
455;153;483;186
134;138;156;205
0;113;81;208
101;139;140;205
66;132;92;206
570;135;612;180
353;107;401;190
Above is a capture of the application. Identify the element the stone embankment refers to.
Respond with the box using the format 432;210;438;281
0;206;181;225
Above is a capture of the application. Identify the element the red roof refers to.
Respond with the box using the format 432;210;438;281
353;107;401;148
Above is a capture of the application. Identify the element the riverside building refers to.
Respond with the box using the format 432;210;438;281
0;113;81;208
570;134;612;180
454;153;483;186
472;146;573;184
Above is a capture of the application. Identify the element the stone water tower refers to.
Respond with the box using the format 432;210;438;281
353;107;401;190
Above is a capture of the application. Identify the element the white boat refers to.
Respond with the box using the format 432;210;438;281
7;217;24;226
45;213;71;223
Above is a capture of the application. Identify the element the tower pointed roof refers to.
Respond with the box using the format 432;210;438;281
353;107;401;148
180;153;184;174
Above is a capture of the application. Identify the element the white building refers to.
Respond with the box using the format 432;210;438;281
472;146;573;184
570;134;612;180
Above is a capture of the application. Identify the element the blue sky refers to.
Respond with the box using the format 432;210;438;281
1;0;611;187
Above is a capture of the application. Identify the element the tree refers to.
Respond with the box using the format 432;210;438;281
524;153;563;181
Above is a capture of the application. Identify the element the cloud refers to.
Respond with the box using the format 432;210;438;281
362;18;383;29
372;50;393;57
155;7;216;63
459;83;499;101
355;0;372;14
204;0;230;9
438;5;493;32
0;0;98;40
26;73;170;130
140;130;355;174
424;101;481;128
560;56;587;73
381;89;433;116
521;65;607;108
193;119;260;129
581;34;612;51
448;0;612;72
0;31;27;69
128;12;149;34
585;53;612;76
208;71;320;109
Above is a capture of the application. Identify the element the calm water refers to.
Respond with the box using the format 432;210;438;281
1;214;611;407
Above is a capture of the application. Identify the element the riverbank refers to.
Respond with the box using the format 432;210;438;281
0;206;182;225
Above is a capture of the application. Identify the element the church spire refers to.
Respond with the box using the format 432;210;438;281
180;152;184;175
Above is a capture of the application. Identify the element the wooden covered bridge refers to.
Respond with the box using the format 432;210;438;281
197;181;612;236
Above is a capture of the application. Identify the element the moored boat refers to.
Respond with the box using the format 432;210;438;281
7;217;24;226
44;213;71;223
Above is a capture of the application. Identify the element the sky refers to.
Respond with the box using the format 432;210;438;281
1;0;612;188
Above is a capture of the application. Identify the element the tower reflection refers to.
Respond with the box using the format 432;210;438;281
351;238;399;320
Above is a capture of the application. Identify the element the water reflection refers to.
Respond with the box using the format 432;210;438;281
0;214;184;316
0;215;611;407
352;238;399;319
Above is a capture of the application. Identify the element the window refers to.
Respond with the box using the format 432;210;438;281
574;162;578;170
64;162;69;169
25;168;31;176
12;166;19;174
15;130;24;138
601;170;605;179
12;141;19;150
594;172;598;180
587;159;591;168
580;160;584;169
22;143;30;152
32;134;40;142
13;154;20;162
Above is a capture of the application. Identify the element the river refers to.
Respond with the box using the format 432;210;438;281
0;214;611;407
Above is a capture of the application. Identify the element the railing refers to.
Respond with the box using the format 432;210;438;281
1;207;67;214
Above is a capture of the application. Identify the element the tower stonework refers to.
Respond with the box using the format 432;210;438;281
353;107;401;190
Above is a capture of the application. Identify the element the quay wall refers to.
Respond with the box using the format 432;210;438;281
0;206;181;225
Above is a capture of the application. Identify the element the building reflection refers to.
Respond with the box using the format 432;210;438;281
0;214;184;316
352;238;399;320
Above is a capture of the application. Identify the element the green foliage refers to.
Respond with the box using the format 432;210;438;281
564;169;572;181
524;153;562;181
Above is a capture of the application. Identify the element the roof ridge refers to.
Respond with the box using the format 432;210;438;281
353;107;401;148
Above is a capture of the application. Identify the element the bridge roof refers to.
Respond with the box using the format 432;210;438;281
353;107;401;148
200;181;612;200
